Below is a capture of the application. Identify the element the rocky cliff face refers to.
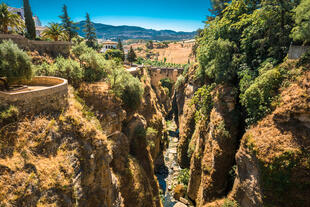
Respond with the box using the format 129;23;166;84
0;87;121;206
78;78;167;207
185;85;240;206
175;61;310;207
230;70;310;207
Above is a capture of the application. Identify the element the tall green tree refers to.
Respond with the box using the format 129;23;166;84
23;0;36;39
59;4;78;41
291;0;310;44
209;0;230;16
83;13;97;49
0;3;24;34
127;46;137;65
116;38;125;60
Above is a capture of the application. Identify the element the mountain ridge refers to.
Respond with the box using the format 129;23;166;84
76;21;196;41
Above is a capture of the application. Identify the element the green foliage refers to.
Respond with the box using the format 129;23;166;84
146;40;154;49
160;78;174;96
83;13;97;49
0;40;32;88
222;199;240;207
127;46;137;63
146;127;158;137
0;105;19;127
71;41;94;58
291;0;310;44
177;168;190;187
106;61;143;112
240;66;283;125
79;49;109;82
175;74;185;89
0;3;24;34
33;57;83;87
198;38;237;83
23;0;36;39
191;84;216;122
259;150;300;204
53;57;84;87
137;58;188;69
120;75;144;112
104;49;124;61
59;4;79;41
42;23;67;41
134;125;146;139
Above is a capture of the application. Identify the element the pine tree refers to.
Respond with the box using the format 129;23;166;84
83;13;97;49
117;38;125;60
127;46;137;65
59;4;79;41
23;0;36;39
117;38;123;51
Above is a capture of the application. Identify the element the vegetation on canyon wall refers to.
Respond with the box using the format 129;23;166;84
174;0;310;206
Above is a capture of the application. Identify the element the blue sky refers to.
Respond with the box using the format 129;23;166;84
1;0;212;32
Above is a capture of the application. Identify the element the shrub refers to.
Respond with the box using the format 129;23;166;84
104;49;124;61
191;84;216;122
120;76;144;112
53;57;84;87
291;0;310;44
241;67;283;125
146;127;158;138
79;50;109;82
177;168;190;187
71;41;94;58
175;75;185;89
222;199;240;207
0;105;19;127
0;40;32;89
198;38;237;83
160;78;174;96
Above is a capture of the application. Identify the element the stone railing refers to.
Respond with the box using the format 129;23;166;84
0;76;68;114
0;34;72;57
288;45;310;59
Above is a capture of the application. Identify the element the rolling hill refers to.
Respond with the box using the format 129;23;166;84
76;21;196;41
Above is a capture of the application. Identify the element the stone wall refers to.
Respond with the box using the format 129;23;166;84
288;45;310;59
138;66;184;86
0;34;72;57
0;76;68;114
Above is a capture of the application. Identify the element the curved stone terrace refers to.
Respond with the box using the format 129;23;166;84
0;76;68;114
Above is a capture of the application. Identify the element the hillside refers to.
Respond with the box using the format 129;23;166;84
126;41;195;64
76;21;196;41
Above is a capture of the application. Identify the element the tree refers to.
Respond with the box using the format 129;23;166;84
127;46;137;65
209;0;230;16
83;13;97;49
291;0;310;44
0;40;32;90
146;40;154;49
42;23;66;41
116;38;125;60
59;4;78;41
23;0;36;39
104;49;124;61
0;3;24;34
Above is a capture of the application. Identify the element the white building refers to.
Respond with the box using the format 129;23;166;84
100;40;118;53
8;6;46;36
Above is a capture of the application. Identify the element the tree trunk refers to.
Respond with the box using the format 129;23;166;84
0;78;9;91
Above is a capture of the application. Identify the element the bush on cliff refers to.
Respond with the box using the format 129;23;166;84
53;57;84;87
0;40;32;89
34;57;83;87
240;65;283;125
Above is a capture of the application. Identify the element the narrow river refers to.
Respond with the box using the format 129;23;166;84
156;120;182;207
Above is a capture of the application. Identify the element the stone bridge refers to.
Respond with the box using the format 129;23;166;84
129;66;184;86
